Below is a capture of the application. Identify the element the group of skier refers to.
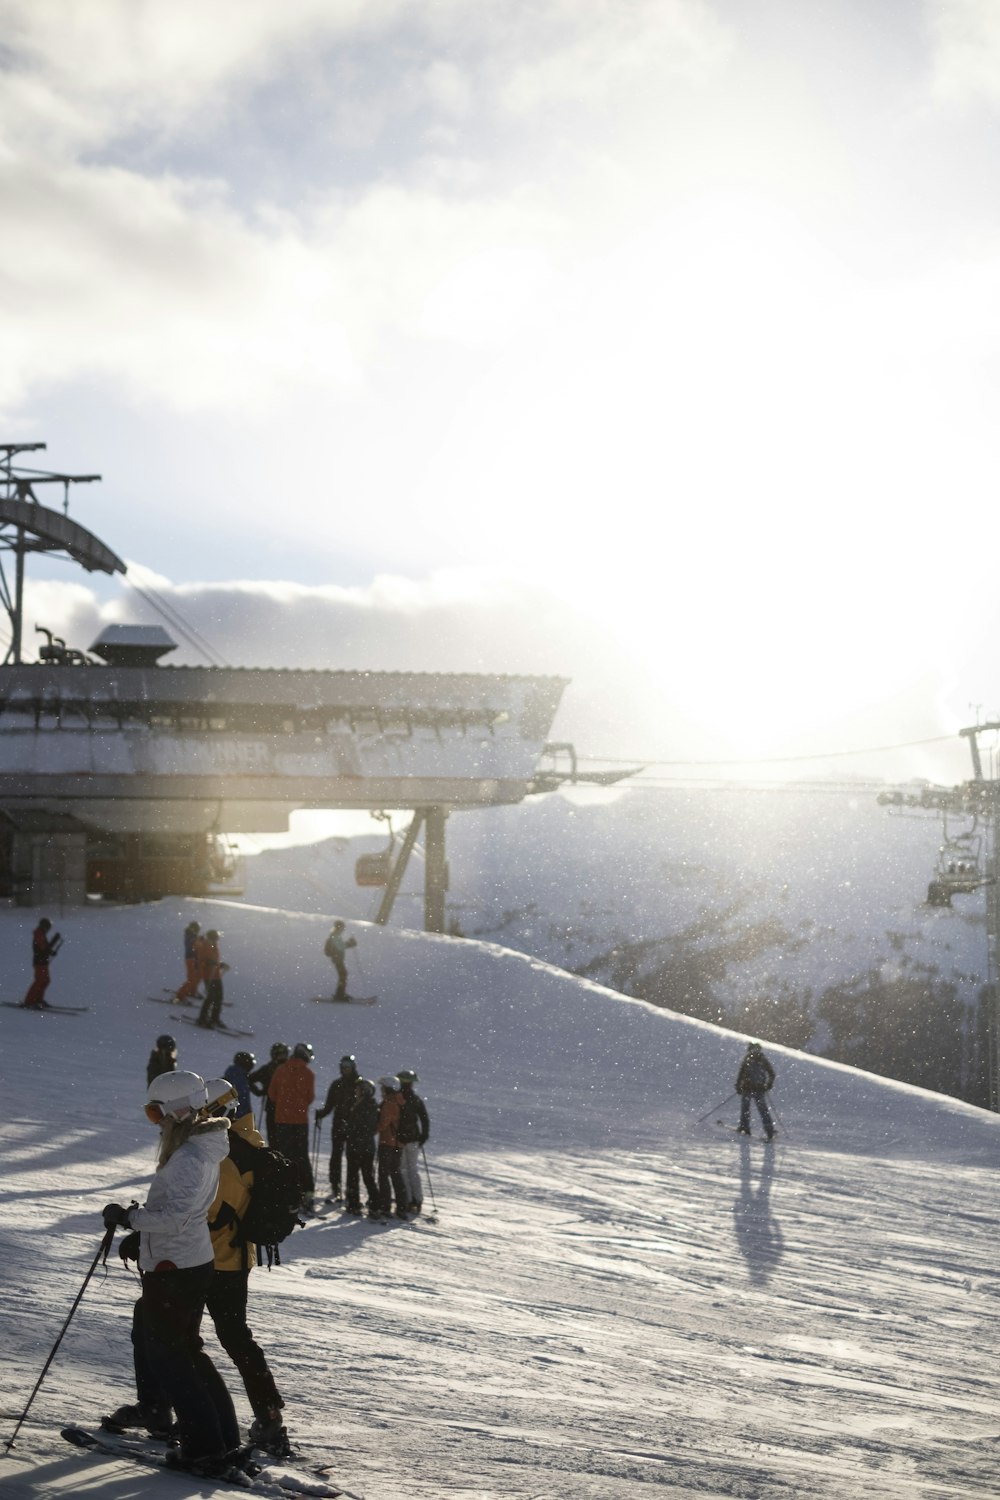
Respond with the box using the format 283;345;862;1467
143;1037;431;1220
171;920;229;1029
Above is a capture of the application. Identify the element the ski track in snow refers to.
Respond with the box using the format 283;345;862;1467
0;899;997;1499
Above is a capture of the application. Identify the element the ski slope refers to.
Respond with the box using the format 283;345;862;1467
0;898;997;1500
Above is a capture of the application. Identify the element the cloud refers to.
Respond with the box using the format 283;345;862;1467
926;0;1000;108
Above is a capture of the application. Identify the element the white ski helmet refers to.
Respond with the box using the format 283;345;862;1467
145;1070;208;1124
203;1078;239;1118
378;1074;400;1091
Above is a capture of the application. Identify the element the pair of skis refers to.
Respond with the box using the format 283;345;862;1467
310;994;377;1007
1;1001;88;1014
60;1424;361;1497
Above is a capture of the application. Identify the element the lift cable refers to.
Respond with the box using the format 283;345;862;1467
122;571;231;669
574;732;957;771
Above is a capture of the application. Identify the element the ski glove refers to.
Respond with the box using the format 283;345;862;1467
118;1231;141;1264
102;1201;133;1230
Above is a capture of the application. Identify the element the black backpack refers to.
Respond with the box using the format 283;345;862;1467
234;1146;307;1269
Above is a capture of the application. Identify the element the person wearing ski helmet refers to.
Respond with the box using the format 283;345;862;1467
344;1077;380;1216
735;1040;777;1141
248;1044;289;1144
314;1053;360;1203
223;1050;256;1121
173;919;203;1004
196;928;229;1030
146;1034;178;1088
201;1080;291;1456
375;1076;408;1219
268;1043;316;1212
23;916;62;1009
396;1069;429;1215
101;1070;242;1478
323;918;357;1001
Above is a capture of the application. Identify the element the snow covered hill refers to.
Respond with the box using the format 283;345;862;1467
0;898;997;1500
241;786;990;1098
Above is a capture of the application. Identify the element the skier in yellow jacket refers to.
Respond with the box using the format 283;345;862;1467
202;1080;290;1457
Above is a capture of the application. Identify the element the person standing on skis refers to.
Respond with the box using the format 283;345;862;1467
223;1051;256;1122
173;920;202;1004
314;1053;360;1202
396;1069;429;1214
736;1041;777;1141
100;1070;243;1480
375;1076;408;1220
23;917;62;1009
196;929;229;1030
323;919;357;1001
268;1043;316;1212
248;1044;288;1144
344;1078;380;1216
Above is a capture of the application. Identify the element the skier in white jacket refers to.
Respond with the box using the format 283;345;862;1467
102;1070;243;1479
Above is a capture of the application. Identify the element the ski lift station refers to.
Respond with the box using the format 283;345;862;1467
0;444;627;925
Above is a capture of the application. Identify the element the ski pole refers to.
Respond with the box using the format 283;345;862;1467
4;1224;116;1453
420;1144;438;1214
312;1118;323;1185
695;1093;739;1126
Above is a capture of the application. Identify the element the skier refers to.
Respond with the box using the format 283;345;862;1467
146;1034;178;1088
111;1079;291;1459
248;1043;289;1144
195;929;229;1029
101;1070;244;1480
268;1043;316;1212
375;1076;408;1220
736;1041;777;1141
323;919;357;1001
344;1077;380;1216
23;916;62;1009
173;920;202;1004
223;1050;256;1121
201;1079;291;1456
314;1053;360;1202
396;1068;429;1214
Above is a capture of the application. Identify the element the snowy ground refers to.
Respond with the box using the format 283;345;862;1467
0;897;997;1499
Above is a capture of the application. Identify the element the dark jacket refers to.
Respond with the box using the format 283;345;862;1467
316;1072;359;1133
736;1051;775;1095
398;1088;430;1145
345;1095;379;1151
146;1048;177;1088
249;1059;283;1099
32;926;60;966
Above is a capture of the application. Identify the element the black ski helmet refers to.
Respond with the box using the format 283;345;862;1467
270;1043;289;1062
205;928;220;941
156;1034;177;1051
397;1068;417;1084
293;1042;314;1062
234;1050;255;1071
339;1053;357;1072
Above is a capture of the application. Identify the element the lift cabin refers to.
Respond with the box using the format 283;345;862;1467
926;815;984;908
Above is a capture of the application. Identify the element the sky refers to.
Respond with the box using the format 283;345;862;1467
3;1;1000;787
1;895;998;1499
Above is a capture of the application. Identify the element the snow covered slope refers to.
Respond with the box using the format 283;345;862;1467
0;898;997;1499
